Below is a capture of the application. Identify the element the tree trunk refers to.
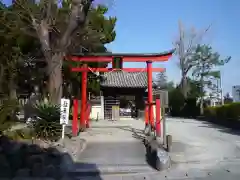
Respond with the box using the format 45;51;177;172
200;69;204;115
47;53;63;104
200;88;204;115
181;73;188;98
33;0;93;104
0;65;4;93
8;79;17;100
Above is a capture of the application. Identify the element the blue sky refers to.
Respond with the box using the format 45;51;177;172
2;0;240;94
105;0;240;95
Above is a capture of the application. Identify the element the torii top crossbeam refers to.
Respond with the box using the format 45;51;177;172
68;49;174;62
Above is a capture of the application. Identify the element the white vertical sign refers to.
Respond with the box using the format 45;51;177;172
60;98;70;124
60;98;70;139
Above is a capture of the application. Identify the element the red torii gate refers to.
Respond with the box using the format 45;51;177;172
68;50;174;136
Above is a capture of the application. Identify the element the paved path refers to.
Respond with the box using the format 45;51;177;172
71;120;155;176
70;118;240;179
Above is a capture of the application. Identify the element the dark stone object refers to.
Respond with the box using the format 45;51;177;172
145;137;171;171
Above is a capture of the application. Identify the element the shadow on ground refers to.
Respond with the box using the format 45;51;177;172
118;126;144;135
118;126;165;171
0;135;102;179
196;120;240;136
170;116;240;137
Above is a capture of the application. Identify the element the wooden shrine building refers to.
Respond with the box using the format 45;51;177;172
100;71;157;120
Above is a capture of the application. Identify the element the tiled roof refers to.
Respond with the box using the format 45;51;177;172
100;71;155;88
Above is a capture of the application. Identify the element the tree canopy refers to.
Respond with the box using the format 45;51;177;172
0;0;116;100
190;44;230;114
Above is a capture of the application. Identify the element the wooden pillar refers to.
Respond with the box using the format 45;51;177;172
100;91;104;119
80;64;88;130
85;102;91;128
72;99;78;136
155;95;161;137
146;61;154;129
145;104;149;125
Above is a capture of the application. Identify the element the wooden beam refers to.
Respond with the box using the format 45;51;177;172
71;67;166;72
67;50;174;62
69;54;172;62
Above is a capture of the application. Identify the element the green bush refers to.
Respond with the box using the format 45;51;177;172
204;102;240;121
203;106;216;118
32;101;62;141
169;88;185;116
227;103;240;119
0;99;19;134
69;106;81;120
169;88;200;118
4;128;34;140
181;97;200;118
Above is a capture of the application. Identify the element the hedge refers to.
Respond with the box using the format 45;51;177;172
203;102;240;129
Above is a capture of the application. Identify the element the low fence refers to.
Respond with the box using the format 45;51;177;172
0;94;29;108
0;95;161;122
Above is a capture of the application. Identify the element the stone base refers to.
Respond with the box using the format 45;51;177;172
144;124;151;136
155;147;171;171
144;137;171;171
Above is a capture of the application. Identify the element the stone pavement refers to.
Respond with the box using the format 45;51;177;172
78;119;146;143
69;119;155;177
66;118;240;180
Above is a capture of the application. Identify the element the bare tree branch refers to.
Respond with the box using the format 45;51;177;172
173;20;212;97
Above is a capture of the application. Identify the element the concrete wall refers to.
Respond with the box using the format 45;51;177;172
153;105;156;119
90;105;102;120
138;105;162;121
89;104;161;121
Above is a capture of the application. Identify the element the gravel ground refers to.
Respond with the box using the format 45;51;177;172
68;118;240;180
11;118;240;179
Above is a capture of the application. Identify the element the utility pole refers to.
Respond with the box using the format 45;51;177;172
219;72;224;105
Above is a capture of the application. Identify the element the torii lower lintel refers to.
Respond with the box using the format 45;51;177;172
71;67;166;72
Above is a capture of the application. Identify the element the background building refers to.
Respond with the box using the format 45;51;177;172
232;85;240;102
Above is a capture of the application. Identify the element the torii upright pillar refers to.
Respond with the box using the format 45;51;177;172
146;61;154;129
80;64;88;130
